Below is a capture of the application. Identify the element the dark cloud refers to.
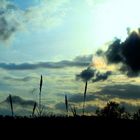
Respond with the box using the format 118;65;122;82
0;16;18;40
105;38;122;64
76;67;95;82
0;95;37;116
76;67;111;83
69;94;85;103
97;84;140;100
105;30;140;76
84;105;98;113
4;95;36;106
55;96;140;114
68;93;105;103
121;32;140;75
0;55;92;70
120;102;140;113
68;84;140;104
92;71;112;82
0;1;19;41
55;102;66;111
96;49;105;56
55;102;97;114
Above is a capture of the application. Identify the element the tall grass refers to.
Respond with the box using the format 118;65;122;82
83;81;88;116
32;102;37;116
9;94;14;117
65;94;68;116
70;105;77;117
39;75;43;115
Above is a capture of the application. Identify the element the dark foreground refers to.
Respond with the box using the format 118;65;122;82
0;116;140;140
0;116;140;137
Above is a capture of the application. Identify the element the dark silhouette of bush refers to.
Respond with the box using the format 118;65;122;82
96;101;130;119
133;109;140;120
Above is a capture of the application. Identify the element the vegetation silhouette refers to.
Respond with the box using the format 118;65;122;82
8;94;14;117
65;94;69;116
76;67;95;115
96;101;130;119
39;75;43;116
133;109;140;120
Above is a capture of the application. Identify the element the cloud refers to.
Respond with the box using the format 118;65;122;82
0;1;21;42
0;54;92;70
24;0;70;29
55;102;66;111
68;84;140;103
0;0;70;42
92;71;112;82
4;95;36;106
104;31;140;76
97;84;140;100
62;83;140;113
55;101;98;114
76;66;111;83
105;39;122;64
73;54;93;63
76;67;95;82
0;95;37;116
3;76;34;82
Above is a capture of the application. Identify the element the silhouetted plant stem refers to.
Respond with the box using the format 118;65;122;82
9;94;14;117
65;94;69;116
70;105;77;117
83;81;88;116
39;75;43;116
32;102;37;117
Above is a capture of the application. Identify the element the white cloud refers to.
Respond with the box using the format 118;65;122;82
20;0;71;30
0;0;70;42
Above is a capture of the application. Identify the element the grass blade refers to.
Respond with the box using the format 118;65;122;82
83;81;88;115
65;94;68;116
9;94;14;117
32;102;37;116
39;75;43;115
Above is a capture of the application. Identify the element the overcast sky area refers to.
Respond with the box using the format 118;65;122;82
1;0;140;116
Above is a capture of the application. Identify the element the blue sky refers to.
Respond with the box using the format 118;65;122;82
9;0;40;10
1;0;140;63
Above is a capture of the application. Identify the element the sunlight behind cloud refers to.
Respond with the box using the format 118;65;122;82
89;0;140;47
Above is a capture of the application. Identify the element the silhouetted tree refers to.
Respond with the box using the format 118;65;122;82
133;109;140;120
96;101;130;119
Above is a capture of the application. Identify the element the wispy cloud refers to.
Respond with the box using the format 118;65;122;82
0;54;92;70
0;0;22;42
24;0;70;30
3;76;34;82
0;0;70;42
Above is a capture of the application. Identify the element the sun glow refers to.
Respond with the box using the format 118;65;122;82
90;0;140;47
91;56;117;71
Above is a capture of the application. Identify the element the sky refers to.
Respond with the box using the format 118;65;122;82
1;0;140;63
1;0;140;116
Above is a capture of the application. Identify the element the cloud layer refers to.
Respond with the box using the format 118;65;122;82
0;54;92;70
